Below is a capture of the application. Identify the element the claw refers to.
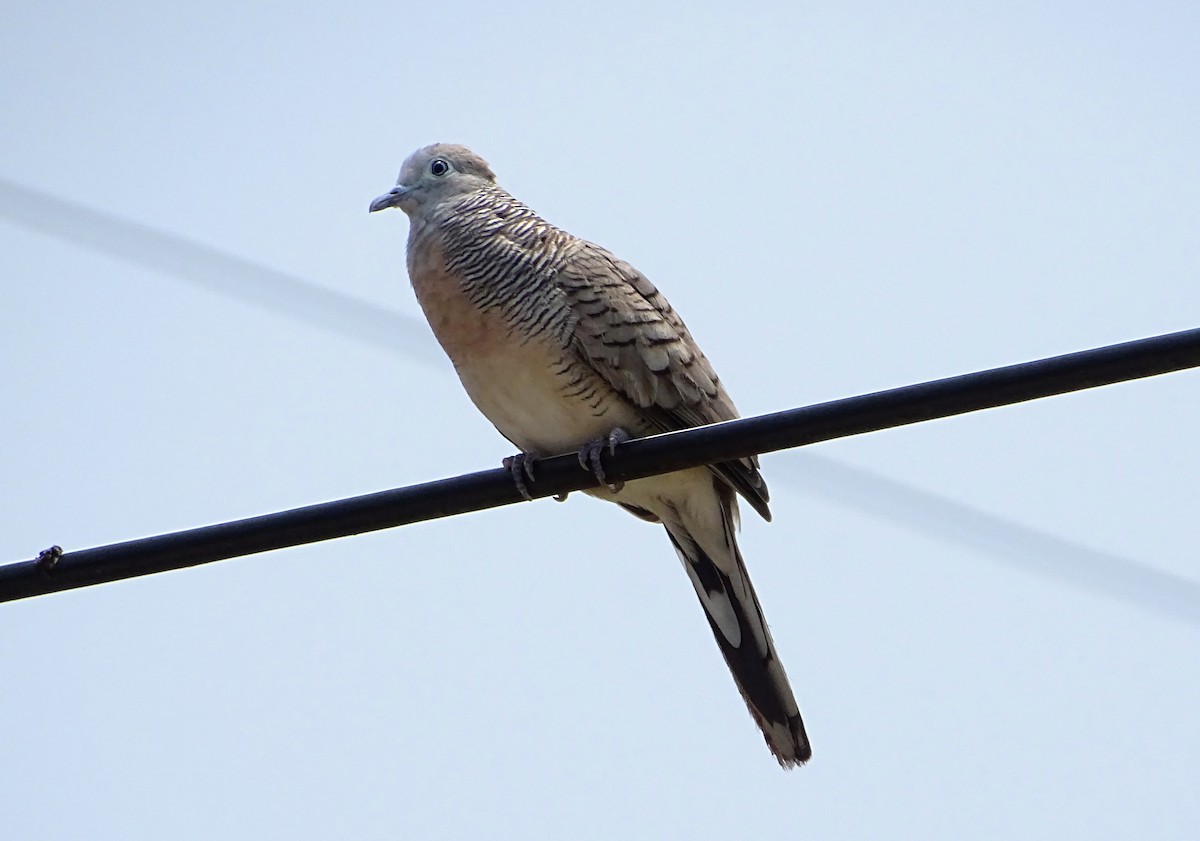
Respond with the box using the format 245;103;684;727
576;442;603;481
502;453;537;501
577;427;631;493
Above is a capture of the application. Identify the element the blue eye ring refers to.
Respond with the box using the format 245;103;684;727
430;159;450;177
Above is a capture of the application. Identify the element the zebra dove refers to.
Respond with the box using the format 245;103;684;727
370;143;811;767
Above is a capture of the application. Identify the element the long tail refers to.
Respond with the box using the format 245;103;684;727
663;499;811;767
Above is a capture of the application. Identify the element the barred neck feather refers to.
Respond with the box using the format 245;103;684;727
437;186;582;344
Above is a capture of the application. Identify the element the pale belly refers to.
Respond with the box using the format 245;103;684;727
451;330;719;522
454;340;630;456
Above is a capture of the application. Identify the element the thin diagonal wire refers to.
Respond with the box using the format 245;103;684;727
0;177;442;365
2;176;1198;624
787;454;1200;627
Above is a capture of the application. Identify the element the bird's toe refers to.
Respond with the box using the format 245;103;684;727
577;427;630;493
502;452;537;501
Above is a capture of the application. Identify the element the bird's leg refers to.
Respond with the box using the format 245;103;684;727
502;452;538;501
577;427;631;493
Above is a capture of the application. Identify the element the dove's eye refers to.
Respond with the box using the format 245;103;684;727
430;159;450;177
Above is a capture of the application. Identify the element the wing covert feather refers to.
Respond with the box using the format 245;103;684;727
558;242;771;520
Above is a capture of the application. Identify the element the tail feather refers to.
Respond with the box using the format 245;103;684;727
665;516;811;767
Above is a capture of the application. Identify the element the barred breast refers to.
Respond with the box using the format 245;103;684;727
405;188;655;456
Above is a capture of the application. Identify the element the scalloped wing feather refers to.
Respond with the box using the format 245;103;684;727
559;243;771;521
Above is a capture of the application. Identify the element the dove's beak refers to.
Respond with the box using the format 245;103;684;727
369;184;410;213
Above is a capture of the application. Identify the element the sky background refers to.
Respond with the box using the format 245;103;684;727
2;3;1198;839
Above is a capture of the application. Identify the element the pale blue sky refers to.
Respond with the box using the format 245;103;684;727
2;4;1198;839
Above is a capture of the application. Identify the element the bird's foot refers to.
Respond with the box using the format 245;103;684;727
502;453;569;502
577;427;631;493
502;453;537;501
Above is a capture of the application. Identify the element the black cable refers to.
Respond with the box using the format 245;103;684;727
4;179;1194;623
2;326;1197;604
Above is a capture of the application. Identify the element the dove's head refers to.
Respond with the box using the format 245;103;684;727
369;143;497;216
